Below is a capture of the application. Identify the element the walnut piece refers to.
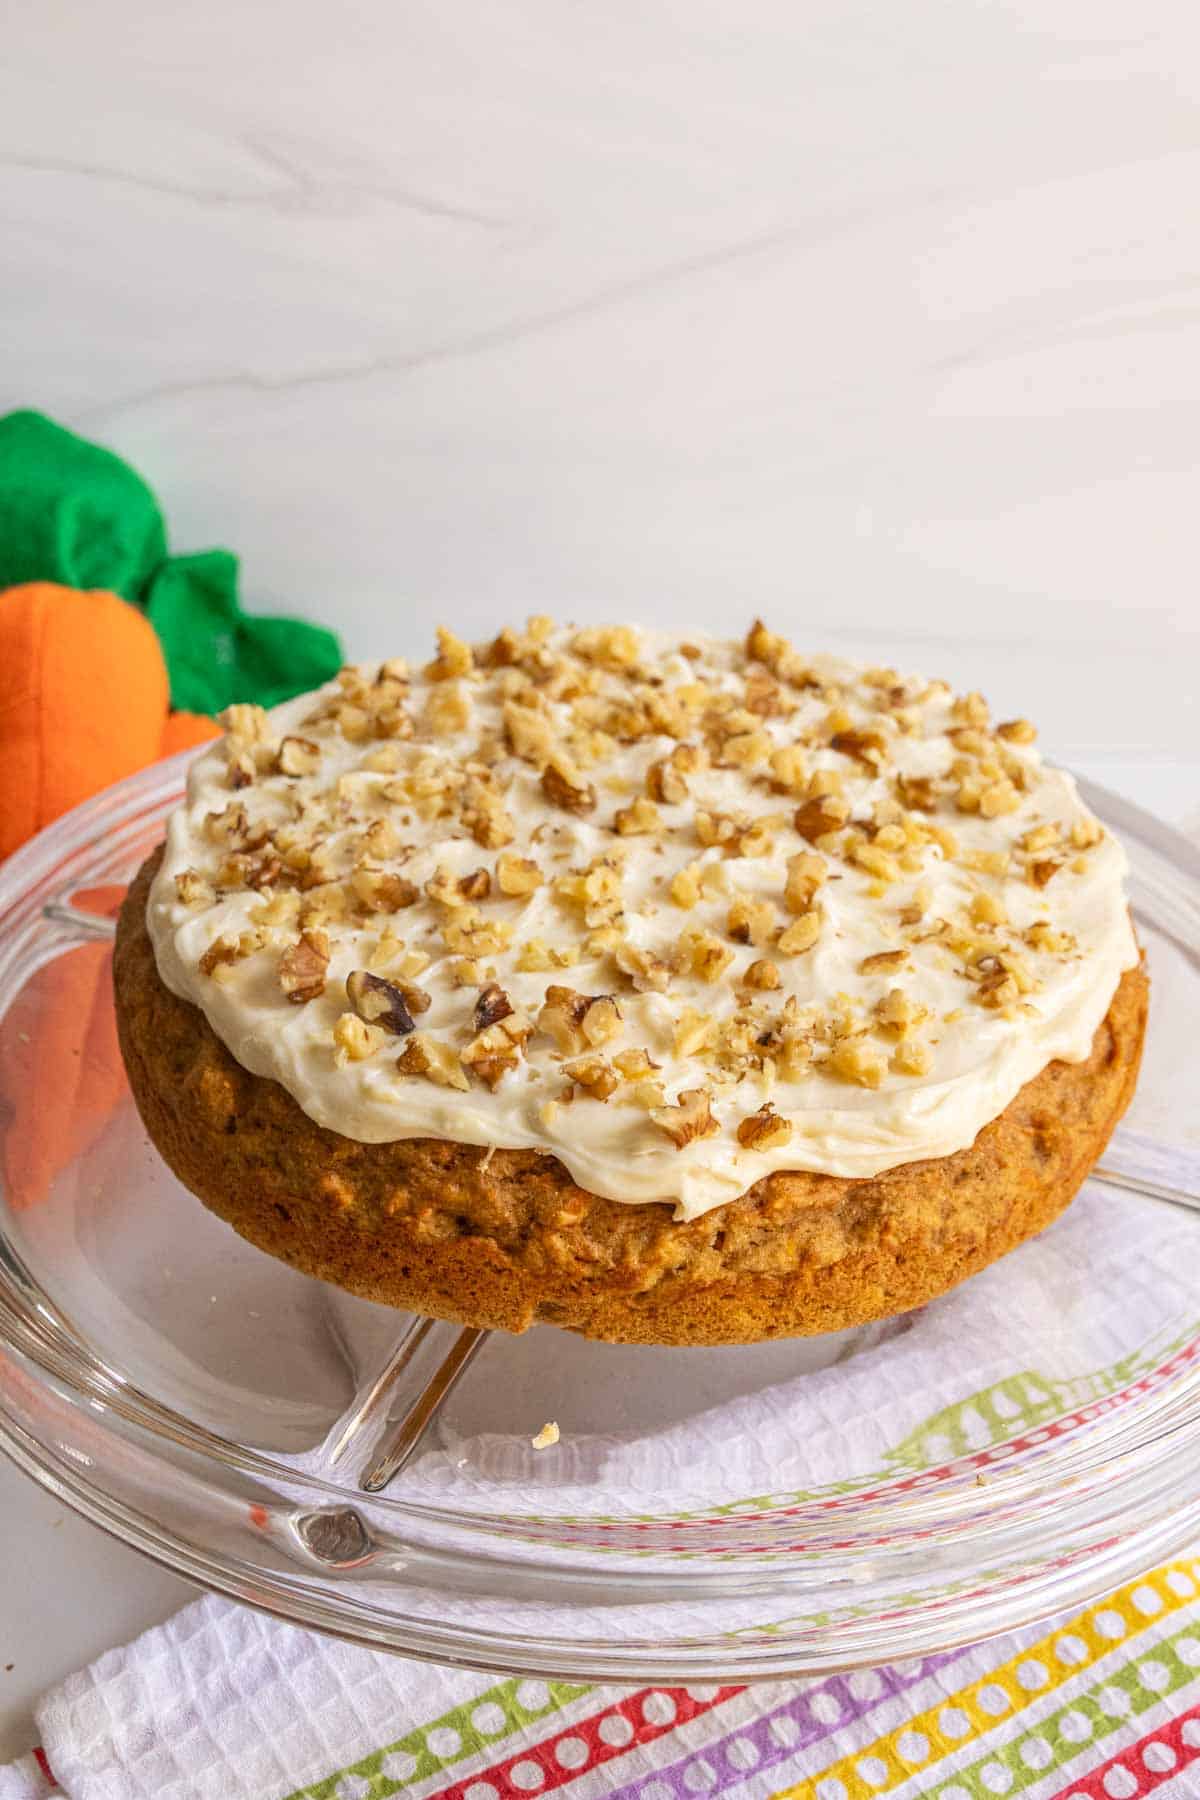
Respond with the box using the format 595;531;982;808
333;1013;386;1063
784;851;826;915
828;1037;887;1088
777;912;821;955
727;896;776;946
495;852;543;897
351;869;419;913
793;795;849;843
396;1033;470;1090
425;626;474;682
541;758;596;814
474;982;515;1031
277;736;321;777
742;958;781;991
538;986;623;1054
176;869;216;908
279;930;330;1003
736;1104;793;1151
650;1087;720;1149
562;1054;619;1100
613;796;660;836
346;969;417;1035
614;940;675;992
859;949;908;975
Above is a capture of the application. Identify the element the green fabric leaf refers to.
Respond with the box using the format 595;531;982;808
0;408;342;712
145;552;342;713
0;409;166;600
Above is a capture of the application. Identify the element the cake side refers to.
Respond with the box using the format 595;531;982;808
116;849;1148;1345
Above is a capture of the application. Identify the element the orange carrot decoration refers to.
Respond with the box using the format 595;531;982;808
0;583;170;861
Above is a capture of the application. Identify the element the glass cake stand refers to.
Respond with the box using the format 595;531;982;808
0;756;1198;1682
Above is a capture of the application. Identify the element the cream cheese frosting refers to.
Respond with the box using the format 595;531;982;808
146;620;1138;1221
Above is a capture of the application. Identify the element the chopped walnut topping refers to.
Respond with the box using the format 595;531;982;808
537;986;623;1054
1028;859;1062;890
784;850;827;915
461;777;514;849
849;841;902;884
970;891;1007;927
673;1007;716;1057
503;700;554;767
613;796;660;836
198;933;248;977
892;1038;933;1076
777;912;821;955
458;867;492;901
613;1047;660;1080
614;940;674;992
351;868;419;914
978;779;1021;819
895;773;938;812
742;958;781;991
495;852;543;897
736;1103;793;1151
680;927;736;982
572;624;640;668
220;702;272;746
423;681;471;737
333;1013;386;1063
226;747;256;789
793;795;850;843
175;869;216;908
1071;816;1103;850
278;929;330;1003
517;938;580;973
345;969;417;1035
860;949;909;975
650;1087;720;1148
727;896;776;946
830;728;888;770
1020;822;1060;855
997;718;1036;744
744;669;785;717
277;736;320;777
646;745;699;804
441;908;513;957
828;1037;887;1088
874;986;927;1040
474;982;514;1031
541;757;597;815
1026;920;1076;954
463;1009;531;1089
973;958;1020;1009
669;863;702;909
426;626;475;682
768;745;808;795
397;1033;470;1090
561;1054;619;1100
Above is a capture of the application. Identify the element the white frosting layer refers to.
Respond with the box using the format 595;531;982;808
147;626;1138;1221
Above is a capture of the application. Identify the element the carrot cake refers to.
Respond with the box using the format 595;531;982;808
114;620;1146;1343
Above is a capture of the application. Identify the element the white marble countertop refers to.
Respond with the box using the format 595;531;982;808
0;0;1198;1763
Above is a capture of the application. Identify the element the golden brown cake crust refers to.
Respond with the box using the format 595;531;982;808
115;851;1148;1345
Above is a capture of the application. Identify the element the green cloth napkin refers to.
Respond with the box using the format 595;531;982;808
0;409;342;713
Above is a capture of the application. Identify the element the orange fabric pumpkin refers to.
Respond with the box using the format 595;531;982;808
161;710;222;758
0;582;169;860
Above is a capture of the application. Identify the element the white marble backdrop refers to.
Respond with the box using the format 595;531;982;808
3;2;1199;767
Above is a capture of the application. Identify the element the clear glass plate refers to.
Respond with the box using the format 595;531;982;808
0;757;1198;1681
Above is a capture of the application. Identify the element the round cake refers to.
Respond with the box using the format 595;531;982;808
114;620;1147;1344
